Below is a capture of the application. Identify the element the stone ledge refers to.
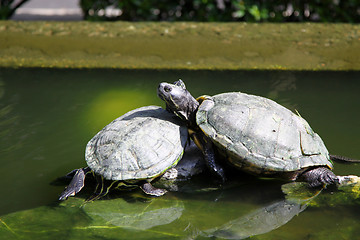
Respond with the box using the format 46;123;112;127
0;21;359;70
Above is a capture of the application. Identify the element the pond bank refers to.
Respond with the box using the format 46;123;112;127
0;21;359;70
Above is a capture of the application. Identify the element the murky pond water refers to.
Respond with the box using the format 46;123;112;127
0;68;359;239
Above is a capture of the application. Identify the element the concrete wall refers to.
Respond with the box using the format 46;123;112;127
1;21;359;70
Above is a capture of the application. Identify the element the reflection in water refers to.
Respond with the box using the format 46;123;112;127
1;158;360;239
0;181;346;240
268;72;297;99
267;71;297;111
0;79;21;154
206;200;306;239
0;184;303;240
83;197;185;230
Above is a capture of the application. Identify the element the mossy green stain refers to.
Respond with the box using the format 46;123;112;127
0;22;359;70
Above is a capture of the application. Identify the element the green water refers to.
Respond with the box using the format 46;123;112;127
0;68;360;239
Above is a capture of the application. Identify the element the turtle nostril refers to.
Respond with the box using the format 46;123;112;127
164;85;172;92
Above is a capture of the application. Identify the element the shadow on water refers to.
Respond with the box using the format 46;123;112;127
0;68;359;239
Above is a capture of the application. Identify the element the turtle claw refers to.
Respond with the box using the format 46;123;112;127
300;167;338;188
140;182;167;197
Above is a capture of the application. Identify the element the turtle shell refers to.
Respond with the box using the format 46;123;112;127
196;92;332;176
86;106;188;181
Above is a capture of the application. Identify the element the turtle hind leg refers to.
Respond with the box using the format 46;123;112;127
299;167;339;188
140;182;167;197
59;167;90;200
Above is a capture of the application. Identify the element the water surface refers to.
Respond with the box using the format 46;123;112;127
0;68;359;239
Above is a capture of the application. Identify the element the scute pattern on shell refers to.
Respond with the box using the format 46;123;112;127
196;92;332;175
85;106;188;181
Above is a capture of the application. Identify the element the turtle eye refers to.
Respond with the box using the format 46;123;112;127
164;85;172;92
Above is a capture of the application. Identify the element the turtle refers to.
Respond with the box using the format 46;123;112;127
59;105;188;200
157;80;349;187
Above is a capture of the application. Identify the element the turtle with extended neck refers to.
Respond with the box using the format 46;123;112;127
157;80;357;187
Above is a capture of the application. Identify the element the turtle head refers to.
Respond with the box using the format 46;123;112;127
158;79;199;124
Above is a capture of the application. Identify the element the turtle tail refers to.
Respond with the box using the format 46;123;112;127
330;154;360;164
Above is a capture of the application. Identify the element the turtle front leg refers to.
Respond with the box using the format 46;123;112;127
192;132;226;182
203;144;226;183
59;167;90;200
299;167;339;188
140;182;167;197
